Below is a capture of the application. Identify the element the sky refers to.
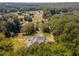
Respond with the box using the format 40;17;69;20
0;0;79;2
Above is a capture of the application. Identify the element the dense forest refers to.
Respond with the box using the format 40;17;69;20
0;2;79;56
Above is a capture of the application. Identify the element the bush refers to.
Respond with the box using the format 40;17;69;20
0;33;5;41
19;43;72;56
0;39;14;56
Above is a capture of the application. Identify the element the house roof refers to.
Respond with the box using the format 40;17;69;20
26;34;48;47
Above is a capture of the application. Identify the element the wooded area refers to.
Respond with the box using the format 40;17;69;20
0;2;79;56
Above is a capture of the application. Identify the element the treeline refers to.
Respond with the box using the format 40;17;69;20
0;3;41;14
1;3;79;14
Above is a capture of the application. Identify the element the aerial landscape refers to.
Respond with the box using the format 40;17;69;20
0;2;79;56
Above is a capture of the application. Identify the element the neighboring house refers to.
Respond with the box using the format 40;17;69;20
26;34;48;47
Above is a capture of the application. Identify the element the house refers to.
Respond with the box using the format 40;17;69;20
25;34;48;47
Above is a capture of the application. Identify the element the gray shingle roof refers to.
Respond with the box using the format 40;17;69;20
26;34;47;47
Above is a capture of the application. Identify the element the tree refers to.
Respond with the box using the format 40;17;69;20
49;13;79;55
0;14;20;37
43;10;52;19
24;16;32;22
21;23;35;35
40;23;51;33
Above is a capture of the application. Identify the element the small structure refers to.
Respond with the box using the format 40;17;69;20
26;34;48;47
